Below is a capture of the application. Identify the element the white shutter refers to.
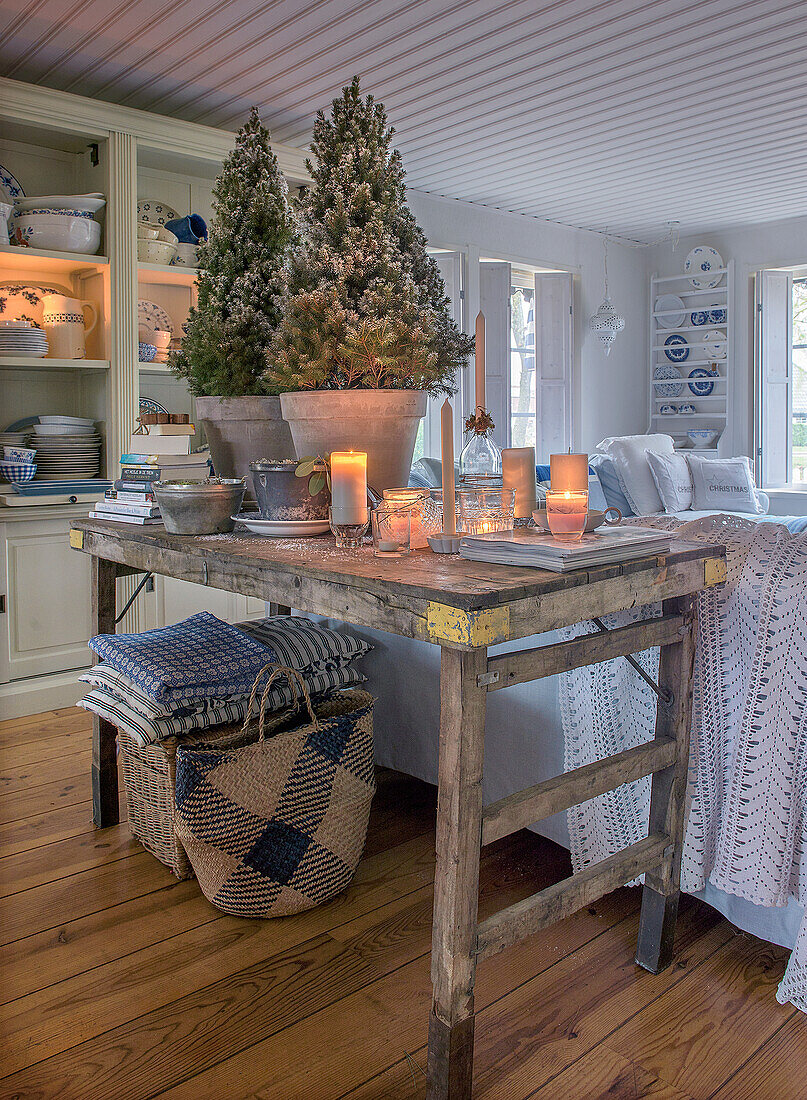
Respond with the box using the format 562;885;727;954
755;270;792;487
426;251;464;456
479;261;512;448
534;272;574;457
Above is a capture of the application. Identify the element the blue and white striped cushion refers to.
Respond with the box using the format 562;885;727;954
235;617;370;673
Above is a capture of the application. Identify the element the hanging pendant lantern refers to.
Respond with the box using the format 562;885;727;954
589;236;625;356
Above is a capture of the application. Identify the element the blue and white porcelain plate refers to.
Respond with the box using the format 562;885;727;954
0;281;72;326
688;368;716;396
664;334;689;362
684;246;724;289
709;306;727;323
138;299;173;339
701;329;727;359
137;199;179;227
0;163;24;205
139;397;169;417
690;310;709;326
653;364;683;397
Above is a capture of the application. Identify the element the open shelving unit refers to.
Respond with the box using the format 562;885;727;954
648;261;734;455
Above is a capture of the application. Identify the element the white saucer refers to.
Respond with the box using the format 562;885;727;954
231;514;330;537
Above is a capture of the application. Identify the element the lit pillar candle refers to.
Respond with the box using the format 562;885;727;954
330;452;368;525
475;311;486;413
502;446;537;518
441;399;456;535
550;453;589;492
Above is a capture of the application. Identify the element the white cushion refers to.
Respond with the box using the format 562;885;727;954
687;454;763;514
646;451;693;512
596;434;675;515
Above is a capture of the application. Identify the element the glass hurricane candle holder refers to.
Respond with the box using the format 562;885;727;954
371;505;411;557
382;488;429;549
545;489;588;542
328;506;369;549
458;487;516;535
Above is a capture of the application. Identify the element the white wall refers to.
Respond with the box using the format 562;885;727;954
407;189;647;453
646;215;807;515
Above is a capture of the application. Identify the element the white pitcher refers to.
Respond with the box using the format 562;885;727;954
41;294;97;359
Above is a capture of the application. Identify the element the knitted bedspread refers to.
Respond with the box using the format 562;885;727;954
559;514;807;1012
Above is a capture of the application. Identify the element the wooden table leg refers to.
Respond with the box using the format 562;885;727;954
635;594;697;973
427;646;488;1100
91;556;119;828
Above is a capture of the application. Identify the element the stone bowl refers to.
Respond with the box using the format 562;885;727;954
153;478;245;534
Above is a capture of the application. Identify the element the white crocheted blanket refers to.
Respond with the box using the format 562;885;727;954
559;514;807;1012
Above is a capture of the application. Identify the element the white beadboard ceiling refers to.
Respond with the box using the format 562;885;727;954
2;0;806;241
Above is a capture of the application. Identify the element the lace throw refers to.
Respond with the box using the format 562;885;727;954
559;515;807;1011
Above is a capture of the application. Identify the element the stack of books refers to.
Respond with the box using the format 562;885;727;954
459;526;674;573
88;423;210;525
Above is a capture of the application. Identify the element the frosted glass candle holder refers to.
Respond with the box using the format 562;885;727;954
545;489;588;542
382;487;429;549
371;505;411;557
458;487;516;535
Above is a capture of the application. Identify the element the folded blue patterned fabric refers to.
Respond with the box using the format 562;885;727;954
89;611;277;703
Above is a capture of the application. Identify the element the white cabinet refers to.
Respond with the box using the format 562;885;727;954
0;513;93;682
155;577;264;627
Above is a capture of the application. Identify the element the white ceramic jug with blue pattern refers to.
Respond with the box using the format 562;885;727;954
41;293;97;359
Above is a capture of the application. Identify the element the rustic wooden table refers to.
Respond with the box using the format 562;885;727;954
70;519;726;1100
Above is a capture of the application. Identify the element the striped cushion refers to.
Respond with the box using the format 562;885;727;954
78;664;367;747
235;617;370;673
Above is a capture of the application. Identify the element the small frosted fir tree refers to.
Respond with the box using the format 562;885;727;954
170;108;297;397
264;77;473;397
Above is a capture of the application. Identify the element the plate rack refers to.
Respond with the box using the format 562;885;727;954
648;260;733;455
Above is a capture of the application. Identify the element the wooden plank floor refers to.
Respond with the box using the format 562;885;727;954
0;708;805;1099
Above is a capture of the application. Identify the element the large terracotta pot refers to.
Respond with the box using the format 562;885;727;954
195;396;295;486
279;389;428;493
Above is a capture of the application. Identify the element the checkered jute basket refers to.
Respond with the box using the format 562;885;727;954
173;663;376;918
118;721;260;880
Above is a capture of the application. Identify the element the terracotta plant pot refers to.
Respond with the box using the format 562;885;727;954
195;396;295;488
279;389;428;494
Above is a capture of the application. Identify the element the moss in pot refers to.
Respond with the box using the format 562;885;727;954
264;78;474;493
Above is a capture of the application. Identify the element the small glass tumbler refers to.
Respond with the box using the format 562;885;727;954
545;489;588;542
382;488;429;549
458;487;516;535
371;505;411;557
328;506;369;549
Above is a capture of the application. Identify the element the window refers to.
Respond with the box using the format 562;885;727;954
509;275;535;447
756;268;807;487
793;278;807;481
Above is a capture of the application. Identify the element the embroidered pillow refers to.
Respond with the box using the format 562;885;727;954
687;454;763;514
646;451;693;513
596;435;675;515
88;611;277;703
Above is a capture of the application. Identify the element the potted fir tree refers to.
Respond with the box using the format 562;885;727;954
264;78;473;491
170;108;297;481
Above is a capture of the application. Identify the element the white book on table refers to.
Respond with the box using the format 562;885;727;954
94;500;161;517
459;526;674;572
128;434;191;456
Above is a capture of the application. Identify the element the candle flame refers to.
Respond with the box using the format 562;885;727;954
564;490;571;499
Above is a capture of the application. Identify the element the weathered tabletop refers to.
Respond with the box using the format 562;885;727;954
71;518;727;1100
70;519;727;648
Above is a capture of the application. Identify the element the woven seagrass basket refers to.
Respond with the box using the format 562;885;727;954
118;722;259;879
173;665;376;917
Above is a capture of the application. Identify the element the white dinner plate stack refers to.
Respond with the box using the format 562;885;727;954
0;324;48;358
31;416;102;479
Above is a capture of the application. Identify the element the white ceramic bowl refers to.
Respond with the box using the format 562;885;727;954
15;193;106;215
137;238;177;265
137;223;160;241
152;328;172;349
686;428;720;448
174;243;199;267
3;446;36;462
33;423;96;436
13;213;101;254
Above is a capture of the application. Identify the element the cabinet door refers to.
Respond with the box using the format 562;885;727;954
2;519;93;680
155;576;241;626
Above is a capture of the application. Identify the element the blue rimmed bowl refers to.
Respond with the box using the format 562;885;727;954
0;460;37;483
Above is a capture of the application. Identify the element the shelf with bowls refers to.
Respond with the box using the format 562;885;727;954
137;261;197;287
649;250;733;454
0;356;110;372
0;243;109;276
